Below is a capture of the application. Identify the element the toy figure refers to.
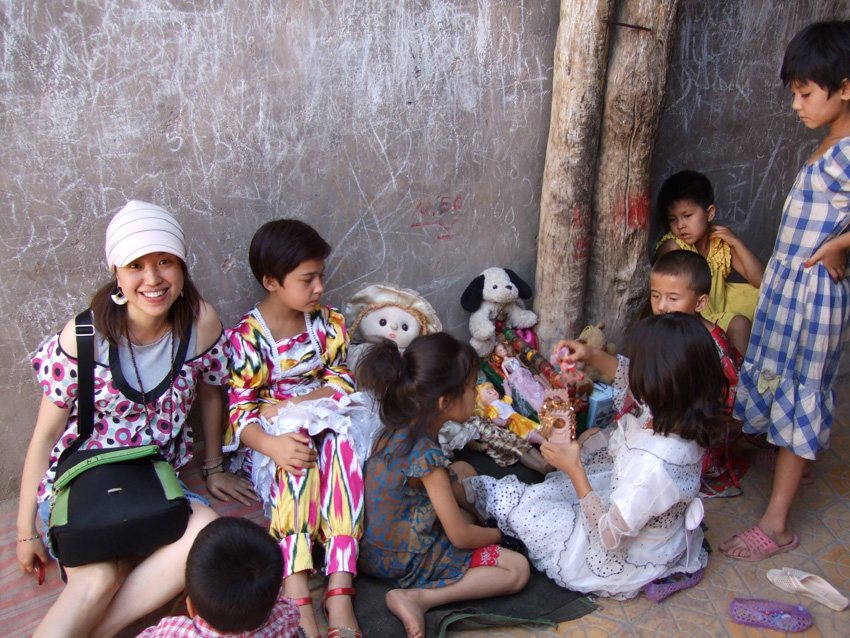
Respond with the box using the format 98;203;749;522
344;283;442;371
475;382;540;441
492;341;547;412
438;415;553;475
460;267;538;357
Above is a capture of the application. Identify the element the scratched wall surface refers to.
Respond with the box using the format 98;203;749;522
651;0;849;262
0;1;559;498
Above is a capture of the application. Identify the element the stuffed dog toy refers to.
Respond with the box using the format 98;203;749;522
461;267;538;356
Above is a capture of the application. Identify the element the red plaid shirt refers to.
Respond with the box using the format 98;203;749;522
136;595;300;638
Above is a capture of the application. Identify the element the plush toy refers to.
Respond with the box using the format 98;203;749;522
575;323;617;385
344;283;442;372
460;267;538;357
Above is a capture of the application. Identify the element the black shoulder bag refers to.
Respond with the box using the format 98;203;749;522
48;310;191;569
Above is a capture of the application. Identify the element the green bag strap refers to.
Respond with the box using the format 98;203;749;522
52;445;161;491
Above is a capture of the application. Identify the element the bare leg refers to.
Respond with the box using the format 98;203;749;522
90;503;219;638
725;314;752;359
385;549;529;638
285;571;320;638
719;447;807;557
33;561;124;638
519;448;554;474
324;571;359;632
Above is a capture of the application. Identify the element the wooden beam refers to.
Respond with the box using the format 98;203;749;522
585;0;680;348
534;0;617;355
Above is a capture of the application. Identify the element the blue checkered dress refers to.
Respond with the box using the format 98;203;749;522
734;137;850;459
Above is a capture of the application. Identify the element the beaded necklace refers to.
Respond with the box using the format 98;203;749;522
127;327;175;431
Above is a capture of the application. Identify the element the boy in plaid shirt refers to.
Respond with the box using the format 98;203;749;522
137;517;301;638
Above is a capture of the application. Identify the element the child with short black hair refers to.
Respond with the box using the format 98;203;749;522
721;21;850;561
357;332;530;638
137;517;300;637
655;169;764;355
225;219;364;638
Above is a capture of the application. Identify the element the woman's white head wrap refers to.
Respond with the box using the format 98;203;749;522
105;200;186;272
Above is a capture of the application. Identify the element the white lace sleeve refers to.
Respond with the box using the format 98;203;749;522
579;491;620;550
612;355;631;412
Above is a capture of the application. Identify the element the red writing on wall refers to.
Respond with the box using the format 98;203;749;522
572;206;591;260
411;194;464;239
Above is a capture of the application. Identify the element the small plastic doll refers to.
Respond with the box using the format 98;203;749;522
475;382;540;441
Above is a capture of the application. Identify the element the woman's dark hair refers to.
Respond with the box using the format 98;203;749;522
780;21;850;95
90;259;201;345
627;313;728;448
357;332;478;457
248;219;332;286
656;170;714;229
185;517;283;633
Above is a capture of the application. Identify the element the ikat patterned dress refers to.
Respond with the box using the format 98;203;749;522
360;430;475;588
734;138;850;459
225;305;364;577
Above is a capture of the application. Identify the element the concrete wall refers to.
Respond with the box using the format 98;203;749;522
2;0;848;500
0;1;559;499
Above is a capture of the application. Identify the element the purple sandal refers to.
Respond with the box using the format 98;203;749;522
730;598;813;632
645;568;704;602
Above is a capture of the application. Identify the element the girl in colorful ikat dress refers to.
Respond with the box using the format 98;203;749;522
464;313;728;600
17;201;253;638
357;333;530;638
225;219;364;638
720;21;850;562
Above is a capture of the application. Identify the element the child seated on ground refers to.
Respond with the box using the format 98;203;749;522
224;219;364;638
655;169;764;356
651;251;744;492
137;517;300;637
357;333;530;638
464;313;728;601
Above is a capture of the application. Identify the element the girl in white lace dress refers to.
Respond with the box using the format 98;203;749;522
464;313;729;600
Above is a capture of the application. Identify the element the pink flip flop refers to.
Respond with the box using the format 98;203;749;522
721;525;799;562
730;598;813;632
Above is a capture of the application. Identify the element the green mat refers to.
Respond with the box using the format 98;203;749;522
354;447;597;638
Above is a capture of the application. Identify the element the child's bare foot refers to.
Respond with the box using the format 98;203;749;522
385;589;426;638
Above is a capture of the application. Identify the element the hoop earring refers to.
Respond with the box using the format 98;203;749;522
111;287;128;305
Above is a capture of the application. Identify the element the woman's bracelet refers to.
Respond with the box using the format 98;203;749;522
202;463;225;478
16;535;40;543
202;455;223;469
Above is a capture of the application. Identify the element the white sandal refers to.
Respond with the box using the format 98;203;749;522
766;567;849;611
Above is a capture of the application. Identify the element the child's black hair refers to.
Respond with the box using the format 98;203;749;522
627;313;728;448
357;332;478;458
656;170;714;229
651;250;712;297
781;21;850;95
248;218;331;286
185;517;283;633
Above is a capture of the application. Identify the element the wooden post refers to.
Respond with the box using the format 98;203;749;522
534;0;617;355
585;0;679;348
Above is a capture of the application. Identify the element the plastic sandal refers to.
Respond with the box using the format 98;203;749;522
767;567;850;611
730;598;813;632
323;588;363;638
721;525;799;562
645;568;704;602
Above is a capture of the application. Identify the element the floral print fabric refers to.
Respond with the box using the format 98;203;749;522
32;327;228;503
360;430;474;588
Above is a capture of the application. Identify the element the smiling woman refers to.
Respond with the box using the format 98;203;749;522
16;201;256;638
